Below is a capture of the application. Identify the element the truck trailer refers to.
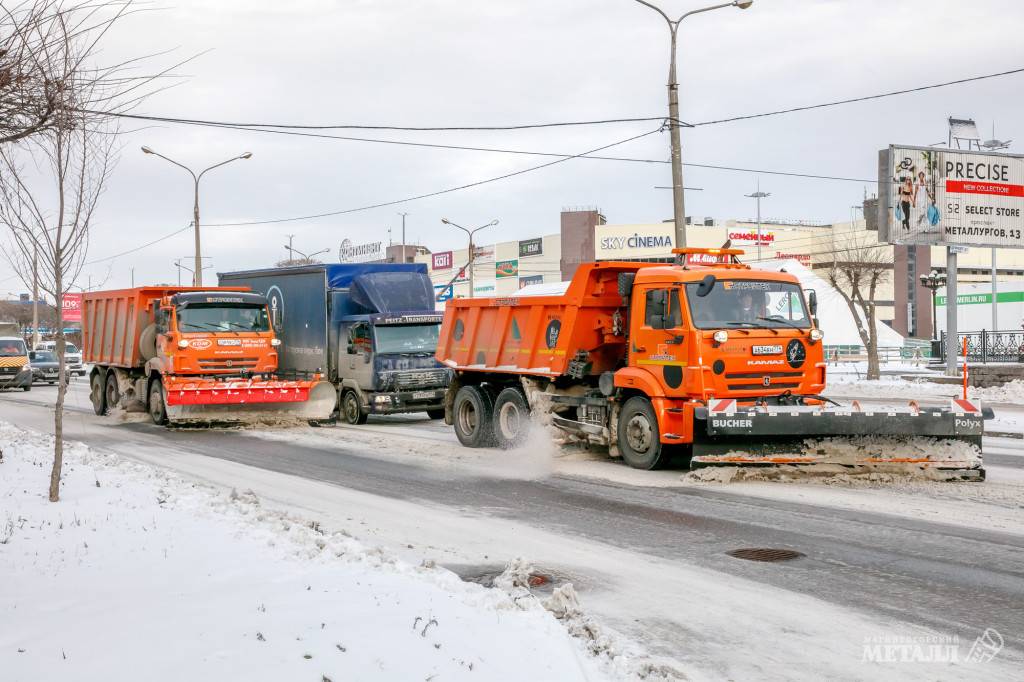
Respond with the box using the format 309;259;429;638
435;248;990;479
82;286;336;425
219;264;450;424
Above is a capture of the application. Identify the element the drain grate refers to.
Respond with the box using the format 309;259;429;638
727;548;804;562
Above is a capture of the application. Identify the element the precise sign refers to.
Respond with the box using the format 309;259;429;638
61;292;82;322
880;145;1024;248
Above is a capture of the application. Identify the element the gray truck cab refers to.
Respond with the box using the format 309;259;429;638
338;311;448;423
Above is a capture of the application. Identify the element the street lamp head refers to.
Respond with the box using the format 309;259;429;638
239;152;253;160
734;0;753;8
488;220;499;226
141;146;154;155
441;218;450;225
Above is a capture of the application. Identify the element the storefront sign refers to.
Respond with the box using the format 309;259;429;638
519;274;544;288
432;251;453;270
519;237;543;258
61;292;82;322
496;259;518;278
595;224;675;259
338;239;384;263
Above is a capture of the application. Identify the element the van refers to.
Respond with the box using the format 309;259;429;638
0;336;33;391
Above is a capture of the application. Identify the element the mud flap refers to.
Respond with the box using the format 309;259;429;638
691;401;989;480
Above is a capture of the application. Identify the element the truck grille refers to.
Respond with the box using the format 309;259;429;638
394;369;449;389
197;357;260;371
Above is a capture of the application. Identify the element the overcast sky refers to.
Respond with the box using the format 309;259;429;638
2;0;1022;295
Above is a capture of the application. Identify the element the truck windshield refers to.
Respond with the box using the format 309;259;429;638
685;280;811;330
374;324;440;354
177;304;270;332
0;339;27;356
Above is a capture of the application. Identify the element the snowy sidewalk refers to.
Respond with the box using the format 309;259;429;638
0;421;642;682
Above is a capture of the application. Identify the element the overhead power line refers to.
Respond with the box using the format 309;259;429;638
691;66;1024;126
205;126;664;227
83;223;193;265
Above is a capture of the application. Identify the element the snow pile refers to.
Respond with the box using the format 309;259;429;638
685;436;982;484
0;421;637;682
973;379;1024;403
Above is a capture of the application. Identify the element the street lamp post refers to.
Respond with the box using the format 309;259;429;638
745;183;770;261
284;243;329;263
142;147;253;286
634;0;752;252
919;268;947;344
440;218;498;298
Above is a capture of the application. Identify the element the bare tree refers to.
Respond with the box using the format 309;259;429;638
824;231;893;381
274;256;323;267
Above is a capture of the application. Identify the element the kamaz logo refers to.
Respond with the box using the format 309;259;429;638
712;419;753;428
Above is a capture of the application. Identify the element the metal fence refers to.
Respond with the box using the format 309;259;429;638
940;329;1024;363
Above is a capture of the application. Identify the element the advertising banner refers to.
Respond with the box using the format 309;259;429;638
881;145;1024;248
518;274;544;289
432;251;453;270
61;292;82;322
338;239;384;263
433;284;453;302
519;237;543;258
495;259;518;278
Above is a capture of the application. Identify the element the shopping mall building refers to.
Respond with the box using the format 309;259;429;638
415;207;1024;339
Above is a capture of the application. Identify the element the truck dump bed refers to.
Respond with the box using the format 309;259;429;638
82;287;247;368
436;262;652;378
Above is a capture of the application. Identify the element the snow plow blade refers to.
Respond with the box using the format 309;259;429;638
163;377;336;425
691;400;991;481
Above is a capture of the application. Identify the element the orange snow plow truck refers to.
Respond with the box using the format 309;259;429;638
82;287;336;425
436;248;990;480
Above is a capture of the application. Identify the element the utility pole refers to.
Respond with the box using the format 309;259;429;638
946;248;958;376
441;218;498;298
130;267;135;288
141;146;253;286
286;234;295;263
398;212;409;264
745;182;770;261
633;0;753;252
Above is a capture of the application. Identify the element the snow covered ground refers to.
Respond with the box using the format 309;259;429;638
0;421;652;682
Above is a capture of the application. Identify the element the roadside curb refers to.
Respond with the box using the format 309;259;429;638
988;431;1024;440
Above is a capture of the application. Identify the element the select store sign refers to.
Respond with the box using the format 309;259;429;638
882;145;1024;248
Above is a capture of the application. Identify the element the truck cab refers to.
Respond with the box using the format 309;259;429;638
337;312;448;424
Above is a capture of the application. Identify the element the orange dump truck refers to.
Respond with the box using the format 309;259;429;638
82;287;336;425
436;248;989;478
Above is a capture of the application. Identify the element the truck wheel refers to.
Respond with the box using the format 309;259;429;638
617;396;664;470
341;389;368;425
453;385;495;448
148;378;168;426
492;387;530;449
426;408;446;420
90;372;107;415
105;371;120;409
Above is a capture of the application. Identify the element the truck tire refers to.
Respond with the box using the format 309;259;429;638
453;385;496;448
90;371;107;415
148;378;168;426
341;389;368;425
426;408;446;420
492;387;530;449
617;396;665;470
105;371;120;409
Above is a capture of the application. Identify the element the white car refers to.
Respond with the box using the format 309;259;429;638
34;340;86;377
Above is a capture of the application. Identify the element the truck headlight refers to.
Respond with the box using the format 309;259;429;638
809;328;824;343
177;339;189;349
712;330;729;344
270;338;281;346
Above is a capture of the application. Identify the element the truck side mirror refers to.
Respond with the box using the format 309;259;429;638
695;274;716;297
807;290;818;316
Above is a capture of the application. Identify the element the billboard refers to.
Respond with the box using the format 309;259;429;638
61;292;82;322
338;239;384;263
432;251;453;270
519;274;544;288
433;284;453;302
519;237;543;258
880;145;1024;248
495;259;518;278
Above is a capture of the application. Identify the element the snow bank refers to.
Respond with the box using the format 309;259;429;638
826;373;1024;403
0;421;644;682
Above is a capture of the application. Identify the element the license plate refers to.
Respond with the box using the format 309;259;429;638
752;344;783;355
217;339;242;346
412;390;436;400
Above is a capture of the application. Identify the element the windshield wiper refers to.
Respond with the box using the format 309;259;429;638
758;315;804;330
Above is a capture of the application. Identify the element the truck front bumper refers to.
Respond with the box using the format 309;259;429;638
367;388;446;414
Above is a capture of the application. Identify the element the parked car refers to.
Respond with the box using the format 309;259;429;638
29;350;69;385
34;340;85;376
0;336;32;391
